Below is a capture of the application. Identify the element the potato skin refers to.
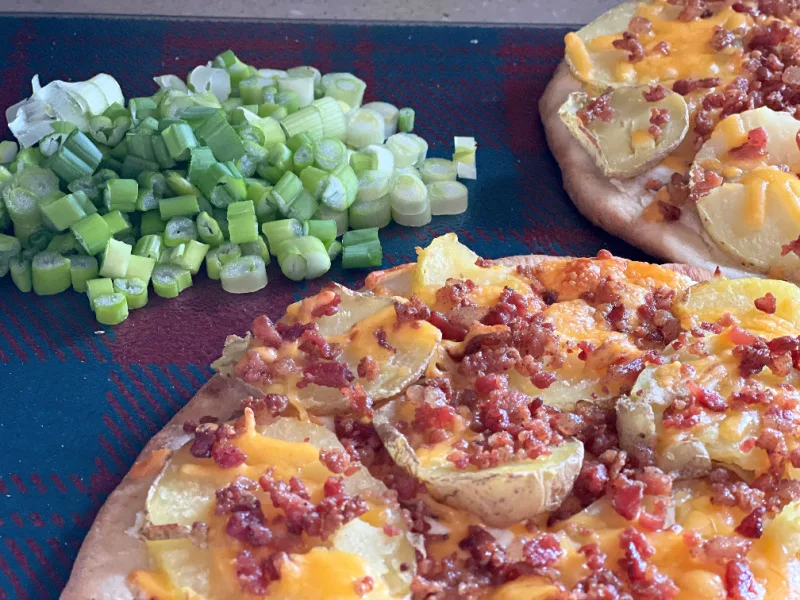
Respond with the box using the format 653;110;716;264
374;402;584;528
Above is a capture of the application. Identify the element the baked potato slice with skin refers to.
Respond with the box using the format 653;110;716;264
138;413;418;600
213;285;441;416
374;401;584;528
559;86;689;179
692;107;800;276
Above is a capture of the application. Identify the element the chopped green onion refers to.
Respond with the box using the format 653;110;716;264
349;151;373;174
227;201;259;244
262;219;303;256
162;122;198;160
139;210;166;236
195;211;224;246
220;255;268;293
305;219;337;246
161;239;209;274
126;130;156;161
0;233;22;277
133;234;164;261
159;194;200;219
389;172;428;215
151;264;192;298
32;252;72;295
10;256;32;292
25;226;55;252
126;254;156;283
356;170;390;202
279;75;315;108
94;292;129;325
332;163;358;208
322;73;366;108
349;194;392;229
164;171;200;197
103;210;132;237
239;77;269;105
392;203;432;227
364;144;395;174
270;171;304;214
136;187;159;212
257;143;293;184
100;238;133;278
453;136;477;179
87;277;115;309
277;236;330;280
14;166;60;197
342;240;383;269
314;138;347;172
4;187;42;227
275;90;300;114
428;180;468;215
258;103;288;120
346;109;385;148
39;191;92;231
71;213;112;255
46;232;81;255
69;255;99;292
104;178;138;213
292;144;315;174
130;97;158;124
120;155;160;179
286;132;315;153
343;228;379;247
398;107;415;133
281;106;324;141
287;66;322;84
195;111;246;162
10;148;44;173
67;175;100;205
420;158;457;184
151;135;176;169
386;133;426;168
46;146;93;183
362;102;399;138
136;171;168;197
187;146;216;185
113;277;148;309
188;65;231;102
285;189;319;222
315;203;349;236
163;216;198;247
0;140;19;164
206;241;241;280
63;130;102;171
236;141;268;178
240;236;270;263
325;240;342;261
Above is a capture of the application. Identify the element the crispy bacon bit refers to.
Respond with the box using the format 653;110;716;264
436;279;476;309
781;235;800;257
613;33;646;63
428;310;469;341
343;383;373;419
644;85;668;102
677;0;705;21
628;15;652;35
687;381;727;412
374;326;396;353
483;286;529;326
299;325;339;360
657;201;681;221
648;124;662;140
577;92;614;125
297;360;355;389
754;292;777;314
357;355;379;381
394;295;431;323
236;549;284;595
319;448;359;475
476;257;493;268
252;315;282;348
735;507;766;539
688;166;724;202
523;533;564;568
243;394;290;418
704;535;752;563
573;461;609;506
212;444;247;469
354;576;374;596
711;26;736;50
729;127;768;160
311;293;342;317
645;178;664;191
733;338;771;378
673;77;720;96
725;560;759;600
190;426;216;458
653;40;671;55
609;474;644;520
650;108;670;129
663;395;702;429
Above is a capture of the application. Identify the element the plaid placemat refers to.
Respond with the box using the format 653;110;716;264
0;15;652;598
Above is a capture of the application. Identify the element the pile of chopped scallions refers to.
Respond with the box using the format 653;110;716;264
0;50;477;325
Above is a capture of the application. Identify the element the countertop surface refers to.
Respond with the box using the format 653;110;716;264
3;0;618;24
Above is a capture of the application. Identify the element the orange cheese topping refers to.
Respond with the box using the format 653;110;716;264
739;169;800;228
564;32;592;81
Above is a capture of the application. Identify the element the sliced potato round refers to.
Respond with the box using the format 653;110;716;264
559;86;688;178
141;415;418;600
374;401;584;528
692;108;800;277
676;277;800;334
564;2;638;88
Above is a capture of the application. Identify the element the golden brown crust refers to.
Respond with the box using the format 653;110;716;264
61;254;711;599
61;375;254;600
539;62;754;279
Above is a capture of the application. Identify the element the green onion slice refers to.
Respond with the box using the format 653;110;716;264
10;256;32;293
389;173;428;215
350;194;390;230
151;264;193;298
341;240;383;269
94;292;129;325
69;255;99;293
398;107;415;133
113;277;149;309
164;216;198;247
428;180;468;215
346;109;385;148
100;238;133;278
31;251;72;295
392;203;432;228
419;158;457;184
362;102;398;138
71;213;112;255
356;170;390;202
220;255;268;293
